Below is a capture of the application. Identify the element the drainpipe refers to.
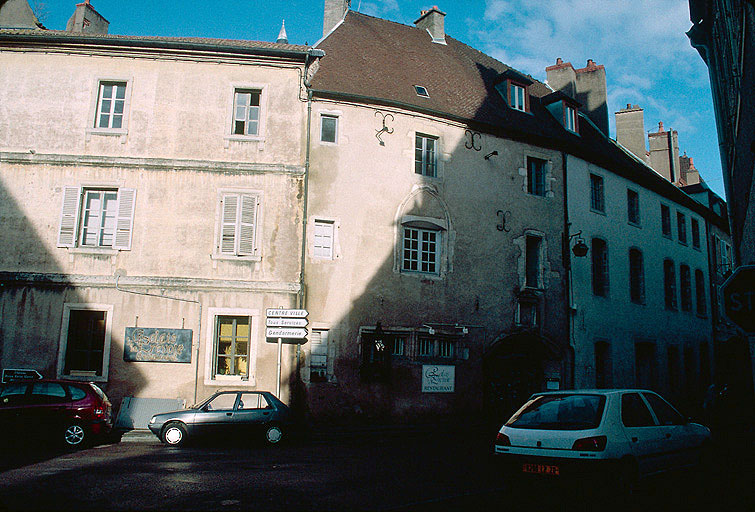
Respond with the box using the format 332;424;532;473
561;152;576;389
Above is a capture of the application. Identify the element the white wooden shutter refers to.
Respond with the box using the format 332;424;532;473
57;186;81;247
113;188;136;250
238;194;258;256
220;194;239;254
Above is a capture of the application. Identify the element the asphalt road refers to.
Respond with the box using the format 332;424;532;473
0;429;751;511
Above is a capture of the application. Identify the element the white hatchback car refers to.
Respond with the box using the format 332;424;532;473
494;389;710;485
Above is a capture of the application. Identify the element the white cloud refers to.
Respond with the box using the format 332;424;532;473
359;0;400;19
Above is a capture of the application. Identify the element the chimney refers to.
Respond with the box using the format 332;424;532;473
615;104;649;164
66;1;108;34
414;6;446;44
323;0;350;36
648;121;680;183
574;59;609;136
546;58;578;99
679;153;701;185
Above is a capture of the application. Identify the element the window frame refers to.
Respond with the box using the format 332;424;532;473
312;219;335;260
57;303;113;383
627;189;641;226
526;157;547;197
402;225;441;275
677;212;688;245
564;104;578;133
589;173;605;214
591;238;609;297
629;248;645;305
225;83;268;144
87;78;132;138
680;264;692;312
214;189;261;261
525;234;544;289
204;307;259;386
661;204;672;238
663;259;678;310
309;329;330;382
414;133;439;178
57;185;136;251
691;218;701;249
319;113;339;144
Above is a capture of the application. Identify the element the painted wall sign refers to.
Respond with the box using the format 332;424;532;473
124;328;193;363
422;365;455;393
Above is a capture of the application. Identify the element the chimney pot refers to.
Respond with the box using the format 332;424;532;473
556;57;563;64
658;121;664;132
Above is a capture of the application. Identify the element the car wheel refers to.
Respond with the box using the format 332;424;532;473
162;422;187;447
265;424;284;444
63;423;87;447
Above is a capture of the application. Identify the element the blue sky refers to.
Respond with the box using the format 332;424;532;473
34;0;725;198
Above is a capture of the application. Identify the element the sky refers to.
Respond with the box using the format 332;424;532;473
33;0;725;199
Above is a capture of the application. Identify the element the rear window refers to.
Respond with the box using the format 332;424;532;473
69;385;87;401
506;394;606;430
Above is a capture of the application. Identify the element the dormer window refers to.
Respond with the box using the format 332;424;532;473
414;85;430;98
510;83;526;111
494;70;534;113
565;104;578;133
543;91;580;134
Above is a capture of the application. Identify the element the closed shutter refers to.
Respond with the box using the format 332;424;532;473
220;194;239;254
238;194;258;256
57;186;81;247
113;188;136;250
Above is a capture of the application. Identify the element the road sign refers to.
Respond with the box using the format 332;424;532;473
721;265;755;333
266;317;308;328
266;308;308;318
265;327;308;339
2;368;43;383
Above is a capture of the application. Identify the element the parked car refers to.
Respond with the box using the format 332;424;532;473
148;390;292;446
493;389;711;489
0;379;113;448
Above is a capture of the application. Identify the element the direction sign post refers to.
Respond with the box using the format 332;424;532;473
266;308;309;397
721;265;755;333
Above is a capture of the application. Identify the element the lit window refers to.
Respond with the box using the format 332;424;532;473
214;316;250;378
94;81;127;129
320;114;338;143
218;192;259;257
415;134;438;177
591;238;609;297
664;259;677;310
232;89;261;136
313;220;334;259
527;157;546;196
629;248;645;304
590;174;605;213
402;227;439;274
627;189;640;225
57;187;136;250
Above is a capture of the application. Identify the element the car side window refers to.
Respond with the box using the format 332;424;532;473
643;392;684;426
205;393;237;411
0;383;29;406
31;382;68;404
237;393;270;410
68;386;87;401
621;393;656;427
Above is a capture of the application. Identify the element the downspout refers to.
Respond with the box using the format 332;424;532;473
561;151;576;389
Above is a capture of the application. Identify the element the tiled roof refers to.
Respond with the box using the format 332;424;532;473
0;28;310;54
311;11;716;216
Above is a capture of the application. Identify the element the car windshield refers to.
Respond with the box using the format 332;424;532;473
505;394;606;430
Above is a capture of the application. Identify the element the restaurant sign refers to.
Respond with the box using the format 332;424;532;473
422;365;455;393
124;328;193;363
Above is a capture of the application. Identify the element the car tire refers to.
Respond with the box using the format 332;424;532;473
264;424;284;444
162;422;187;447
62;423;87;447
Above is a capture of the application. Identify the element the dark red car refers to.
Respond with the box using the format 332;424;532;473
0;379;113;447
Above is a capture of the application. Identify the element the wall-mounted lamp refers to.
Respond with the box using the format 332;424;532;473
569;231;589;257
484;150;498;160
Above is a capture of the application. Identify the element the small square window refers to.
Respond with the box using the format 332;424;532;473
414;85;429;98
320;114;338;143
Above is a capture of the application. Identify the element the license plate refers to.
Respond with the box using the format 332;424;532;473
522;463;560;476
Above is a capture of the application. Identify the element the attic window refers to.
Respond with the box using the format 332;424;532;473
414;86;430;98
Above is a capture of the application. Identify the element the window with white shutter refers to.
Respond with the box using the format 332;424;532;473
309;329;329;382
218;191;260;258
56;187;136;250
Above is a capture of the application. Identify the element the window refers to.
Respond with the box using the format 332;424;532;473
309;330;329;382
695;269;707;316
664;259;677;310
94;81;127;129
438;340;454;358
206;392;237;410
232;89;261;136
414;134;438;177
643;392;684;426
715;236;733;274
591;238;609;297
313;220;334;259
392;337;406;356
31;382;67;403
527;157;547;196
621;393;655;427
525;235;542;288
691;218;701;249
564;104;578;132
589;174;605;213
417;337;434;357
627;189;640;225
661;205;672;238
402;226;439;274
57;187;136;250
239;393;269;410
214;316;250;378
510;83;526;111
677;212;687;244
218;192;259;257
629;248;645;304
680;264;692;312
320;114;338;143
595;341;611;388
634;342;656;389
58;304;113;382
414;85;429;97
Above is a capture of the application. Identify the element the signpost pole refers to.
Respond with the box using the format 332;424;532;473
276;337;282;397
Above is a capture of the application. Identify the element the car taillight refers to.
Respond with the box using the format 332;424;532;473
495;432;511;446
571;435;607;451
94;407;106;419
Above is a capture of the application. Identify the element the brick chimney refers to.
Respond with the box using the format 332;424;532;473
323;0;350;36
648;121;680;183
680;153;701;185
547;58;609;135
414;6;446;44
66;1;108;34
615;104;649;164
